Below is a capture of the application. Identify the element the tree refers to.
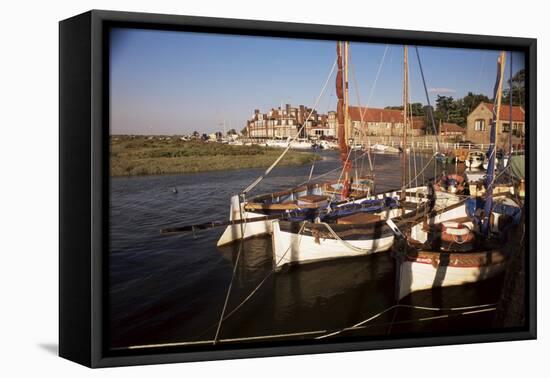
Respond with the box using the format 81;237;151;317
192;131;200;139
462;92;490;115
410;102;425;116
501;68;525;107
240;126;248;136
384;103;423;116
434;95;454;124
227;128;237;135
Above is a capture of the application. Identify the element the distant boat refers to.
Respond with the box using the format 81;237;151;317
464;150;485;169
482;158;498;171
265;139;313;150
371;143;400;153
289;139;314;150
317;140;337;150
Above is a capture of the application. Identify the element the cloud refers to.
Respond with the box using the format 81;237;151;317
428;87;456;94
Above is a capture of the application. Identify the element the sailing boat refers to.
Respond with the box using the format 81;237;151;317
396;51;523;299
269;45;458;270
397;194;521;299
161;44;460;270
217;41;376;247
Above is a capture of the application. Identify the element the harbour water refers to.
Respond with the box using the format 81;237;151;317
109;151;504;349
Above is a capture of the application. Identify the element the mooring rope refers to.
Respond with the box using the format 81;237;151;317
197;222;308;340
122;302;497;349
315;303;497;339
318;221;386;253
213;196;249;344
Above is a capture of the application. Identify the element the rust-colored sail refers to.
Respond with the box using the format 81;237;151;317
336;41;351;198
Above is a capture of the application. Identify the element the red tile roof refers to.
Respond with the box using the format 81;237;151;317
481;103;525;122
440;122;465;134
348;106;425;129
349;106;403;123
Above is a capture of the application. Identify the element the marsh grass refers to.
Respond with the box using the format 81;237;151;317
110;136;319;176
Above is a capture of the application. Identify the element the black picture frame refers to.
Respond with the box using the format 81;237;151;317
59;9;537;368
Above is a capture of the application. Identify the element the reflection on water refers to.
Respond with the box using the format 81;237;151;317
109;151;502;349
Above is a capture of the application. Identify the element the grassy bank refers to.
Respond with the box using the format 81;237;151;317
110;136;319;176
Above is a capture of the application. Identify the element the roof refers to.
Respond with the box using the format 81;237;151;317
480;102;525;122
440;122;465;133
349;106;403;123
348;106;425;129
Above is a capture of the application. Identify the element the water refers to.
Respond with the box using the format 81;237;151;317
109;151;503;350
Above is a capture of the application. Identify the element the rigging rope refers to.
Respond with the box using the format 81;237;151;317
349;55;374;173
242;59;338;195
414;46;440;153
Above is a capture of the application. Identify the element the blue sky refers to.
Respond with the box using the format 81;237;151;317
110;28;524;135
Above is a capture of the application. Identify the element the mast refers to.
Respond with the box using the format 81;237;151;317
401;46;409;200
482;51;506;237
336;41;352;198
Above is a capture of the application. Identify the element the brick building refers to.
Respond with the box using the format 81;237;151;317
466;102;525;146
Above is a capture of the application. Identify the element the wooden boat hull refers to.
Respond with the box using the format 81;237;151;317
398;250;507;300
269;187;460;270
217;179;375;246
271;213;397;270
399;195;521;299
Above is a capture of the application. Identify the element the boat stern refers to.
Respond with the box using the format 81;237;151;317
217;195;273;247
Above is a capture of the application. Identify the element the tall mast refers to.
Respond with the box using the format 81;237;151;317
336;41;352;198
482;51;506;237
401;46;409;200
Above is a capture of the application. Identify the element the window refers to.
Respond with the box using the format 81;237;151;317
474;119;485;131
512;122;523;137
502;122;510;133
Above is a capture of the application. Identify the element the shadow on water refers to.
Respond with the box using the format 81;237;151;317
108;151;502;348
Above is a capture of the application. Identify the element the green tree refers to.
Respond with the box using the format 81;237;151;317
410;102;425;116
502;68;525;107
434;95;454;124
462;92;490;115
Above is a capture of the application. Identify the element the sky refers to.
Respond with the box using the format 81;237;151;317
110;28;525;135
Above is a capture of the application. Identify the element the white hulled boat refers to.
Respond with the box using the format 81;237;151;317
397;195;521;299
